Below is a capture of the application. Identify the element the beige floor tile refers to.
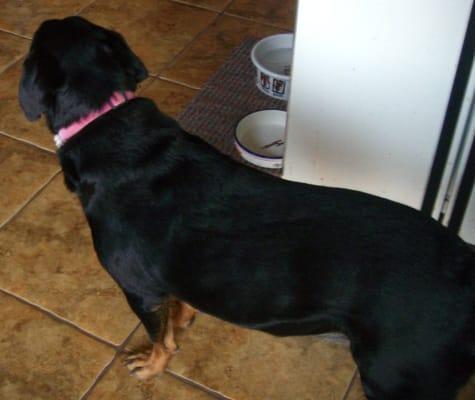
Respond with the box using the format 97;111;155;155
0;0;93;38
0;175;138;345
172;0;231;12
127;314;356;400
0;291;115;399
80;0;217;76
0;32;30;74
0;135;58;226
226;0;297;30
140;78;198;118
161;14;285;88
88;359;215;400
0;62;54;151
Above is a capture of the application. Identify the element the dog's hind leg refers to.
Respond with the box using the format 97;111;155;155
354;348;468;400
123;293;178;380
171;298;198;329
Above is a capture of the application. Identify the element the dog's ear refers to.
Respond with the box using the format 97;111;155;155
18;49;64;121
106;31;148;83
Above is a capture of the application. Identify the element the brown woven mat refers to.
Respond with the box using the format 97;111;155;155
177;38;287;173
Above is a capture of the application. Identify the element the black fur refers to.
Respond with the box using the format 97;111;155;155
20;16;474;399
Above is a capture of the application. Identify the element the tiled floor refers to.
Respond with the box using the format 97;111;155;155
0;1;473;399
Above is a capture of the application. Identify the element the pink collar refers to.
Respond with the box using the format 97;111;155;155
54;91;135;148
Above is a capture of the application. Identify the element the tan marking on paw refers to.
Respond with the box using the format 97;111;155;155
172;301;198;329
164;311;178;353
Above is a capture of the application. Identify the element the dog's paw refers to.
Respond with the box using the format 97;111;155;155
123;346;173;380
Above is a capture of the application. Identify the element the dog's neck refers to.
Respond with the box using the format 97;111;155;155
54;91;135;148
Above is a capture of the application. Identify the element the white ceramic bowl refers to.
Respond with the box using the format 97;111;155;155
251;34;294;101
234;110;286;169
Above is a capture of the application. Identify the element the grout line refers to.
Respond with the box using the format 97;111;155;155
137;75;160;94
340;366;358;400
170;0;232;13
0;169;61;231
0;53;26;76
222;0;236;13
0;52;27;77
0;27;31;40
76;0;99;15
0;287;119;350
118;322;146;353
78;353;118;400
222;11;294;31
167;370;234;400
0;131;56;154
79;322;142;400
156;76;201;90
117;321;143;350
157;4;223;76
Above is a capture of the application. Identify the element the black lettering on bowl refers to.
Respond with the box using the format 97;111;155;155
260;72;270;89
272;79;286;94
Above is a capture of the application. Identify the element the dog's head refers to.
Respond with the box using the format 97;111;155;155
19;16;147;132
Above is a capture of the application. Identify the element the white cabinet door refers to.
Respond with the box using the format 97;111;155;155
283;0;473;210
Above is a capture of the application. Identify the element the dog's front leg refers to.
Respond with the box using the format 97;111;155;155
123;293;177;380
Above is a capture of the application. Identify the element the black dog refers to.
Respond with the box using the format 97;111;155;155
19;16;474;399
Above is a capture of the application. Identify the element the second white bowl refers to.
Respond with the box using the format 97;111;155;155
234;110;286;169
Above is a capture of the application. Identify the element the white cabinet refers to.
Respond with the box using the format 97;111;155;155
284;0;475;243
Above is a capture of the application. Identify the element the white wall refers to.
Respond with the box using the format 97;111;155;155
284;0;473;209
